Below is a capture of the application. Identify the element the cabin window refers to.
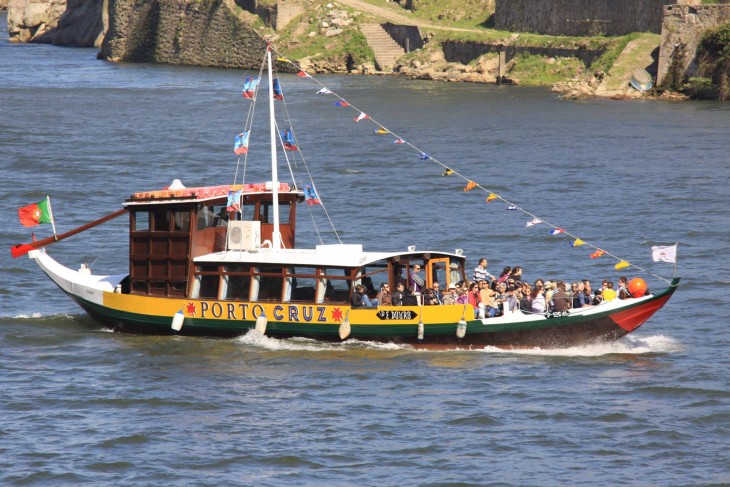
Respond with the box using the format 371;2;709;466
287;267;319;303
240;202;255;221
355;263;389;295
134;211;150;232
153;210;170;232
173;211;190;232
222;264;251;301
320;268;352;304
253;266;283;301
258;202;291;224
192;264;220;299
197;205;228;230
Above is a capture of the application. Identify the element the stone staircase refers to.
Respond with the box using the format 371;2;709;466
275;0;303;31
360;23;405;72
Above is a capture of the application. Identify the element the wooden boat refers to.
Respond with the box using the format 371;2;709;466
630;68;654;92
11;46;679;349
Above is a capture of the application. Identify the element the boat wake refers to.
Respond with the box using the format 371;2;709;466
478;334;682;356
235;330;681;356
235;329;407;352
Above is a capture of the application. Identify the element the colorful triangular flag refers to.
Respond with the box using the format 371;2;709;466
234;131;250;155
334;101;350;107
570;238;585;247
615;260;630;270
354;112;369;122
394;138;405;144
590;249;606;259
464;181;477;192
549;228;565;235
526;218;542;227
442;168;454;176
420;153;430;160
486;193;497;203
304;185;321;206
226;190;242;212
297;71;311;78
373;128;389;135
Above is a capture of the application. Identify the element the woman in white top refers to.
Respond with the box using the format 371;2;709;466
531;279;546;314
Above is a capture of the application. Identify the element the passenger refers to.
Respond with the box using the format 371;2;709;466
602;281;617;301
402;285;418;306
583;279;594;303
423;288;439;305
544;280;555;306
351;284;377;308
377;283;392;306
456;285;469;305
574;282;590;308
473;258;495;283
410;264;425;301
442;284;458;305
362;276;376;295
617;276;631;299
497;266;512;283
467;282;480;313
552;281;571;312
509;266;524;284
593;288;604;305
505;285;520;313
571;282;580;308
531;280;546;314
520;283;533;311
392;282;405;306
431;282;443;304
478;280;498;317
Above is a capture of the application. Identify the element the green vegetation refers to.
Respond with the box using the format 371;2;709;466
685;22;730;99
263;2;374;68
507;53;585;85
588;32;641;73
356;0;494;29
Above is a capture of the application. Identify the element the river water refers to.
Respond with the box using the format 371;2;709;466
2;13;730;486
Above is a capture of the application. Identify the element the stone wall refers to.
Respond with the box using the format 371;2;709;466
657;3;730;88
382;22;424;52
442;40;605;69
494;0;700;36
7;0;67;42
7;0;105;46
100;0;268;69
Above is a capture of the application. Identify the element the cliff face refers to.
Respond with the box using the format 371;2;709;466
657;4;730;88
100;0;267;69
494;0;699;36
8;0;67;42
7;0;105;46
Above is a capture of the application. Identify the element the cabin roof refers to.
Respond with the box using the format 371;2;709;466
193;245;466;268
124;182;302;206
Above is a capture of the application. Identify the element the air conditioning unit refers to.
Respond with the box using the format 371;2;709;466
227;220;261;251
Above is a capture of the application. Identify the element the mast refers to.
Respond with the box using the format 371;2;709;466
267;44;282;251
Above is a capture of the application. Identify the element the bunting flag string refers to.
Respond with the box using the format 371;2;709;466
269;46;672;284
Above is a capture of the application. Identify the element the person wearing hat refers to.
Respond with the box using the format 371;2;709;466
442;284;458;305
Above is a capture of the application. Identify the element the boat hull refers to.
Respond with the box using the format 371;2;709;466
31;250;679;349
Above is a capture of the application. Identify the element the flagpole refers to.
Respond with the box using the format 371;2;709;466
47;195;58;240
674;242;678;277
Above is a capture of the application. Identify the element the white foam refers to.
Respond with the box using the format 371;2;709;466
477;334;682;357
235;330;410;352
12;312;44;319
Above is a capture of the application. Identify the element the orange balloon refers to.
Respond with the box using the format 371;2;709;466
628;278;647;297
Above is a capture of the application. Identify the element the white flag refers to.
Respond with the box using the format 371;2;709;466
526;218;542;227
652;244;677;263
316;87;332;95
354;112;369;122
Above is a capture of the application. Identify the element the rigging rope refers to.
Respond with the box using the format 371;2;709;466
269;45;674;285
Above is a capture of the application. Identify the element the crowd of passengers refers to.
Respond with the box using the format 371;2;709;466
350;258;644;318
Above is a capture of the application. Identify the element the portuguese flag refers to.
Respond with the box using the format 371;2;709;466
18;198;53;227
